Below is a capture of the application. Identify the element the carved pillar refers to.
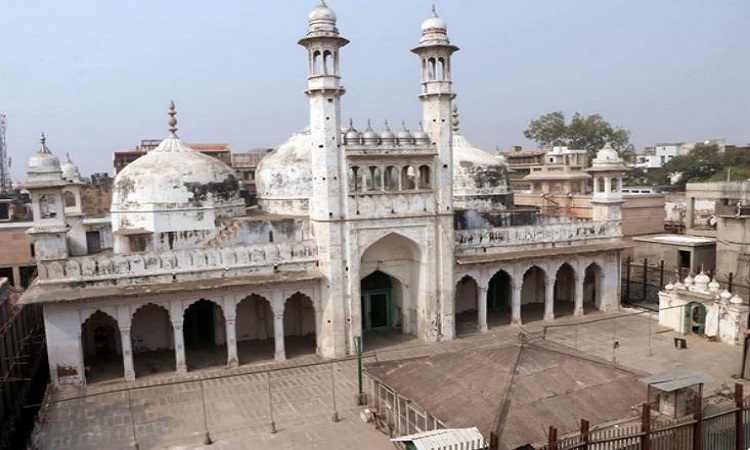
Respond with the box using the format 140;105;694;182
511;283;522;325
477;285;488;333
274;312;286;362
544;276;555;322
574;274;585;316
172;321;187;374
120;327;135;381
225;317;238;368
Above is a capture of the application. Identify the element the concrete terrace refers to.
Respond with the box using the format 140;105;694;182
31;308;746;449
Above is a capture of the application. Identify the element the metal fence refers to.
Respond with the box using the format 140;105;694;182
621;257;750;310
539;384;750;450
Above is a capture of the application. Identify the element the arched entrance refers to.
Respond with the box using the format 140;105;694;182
583;263;603;312
236;294;274;365
361;271;394;331
487;270;512;328
81;311;123;383
131;303;174;378
455;275;479;336
284;292;317;358
183;299;226;372
521;266;547;323
359;233;422;347
554;263;576;317
685;302;707;336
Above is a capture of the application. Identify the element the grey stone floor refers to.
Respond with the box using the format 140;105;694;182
31;307;746;449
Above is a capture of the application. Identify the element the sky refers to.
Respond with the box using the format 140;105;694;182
1;0;748;180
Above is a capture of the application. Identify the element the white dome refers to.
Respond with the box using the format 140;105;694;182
60;154;81;182
256;129;313;215
421;16;447;32
27;134;62;182
309;2;336;23
452;132;509;198
112;135;242;214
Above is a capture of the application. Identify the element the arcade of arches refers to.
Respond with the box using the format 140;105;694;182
454;257;610;335
79;289;318;384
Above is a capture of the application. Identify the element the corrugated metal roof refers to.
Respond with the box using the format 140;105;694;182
641;369;712;392
391;427;485;450
366;340;647;450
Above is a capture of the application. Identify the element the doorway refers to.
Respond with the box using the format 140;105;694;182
361;271;393;332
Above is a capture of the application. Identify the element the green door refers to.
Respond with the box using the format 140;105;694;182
362;289;392;331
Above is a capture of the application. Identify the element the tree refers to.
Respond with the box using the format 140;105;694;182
524;111;633;162
661;143;723;188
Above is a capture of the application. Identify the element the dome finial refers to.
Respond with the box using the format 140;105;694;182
432;4;437;17
168;100;178;136
452;104;460;132
39;132;50;154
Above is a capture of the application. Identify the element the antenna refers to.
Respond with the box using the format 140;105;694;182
0;115;11;194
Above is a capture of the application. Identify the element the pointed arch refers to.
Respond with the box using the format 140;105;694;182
284;292;316;358
81;310;123;383
521;265;547;323
554;263;576;318
131;303;174;378
584;262;604;311
455;274;479;336
183;299;226;372
236;294;274;364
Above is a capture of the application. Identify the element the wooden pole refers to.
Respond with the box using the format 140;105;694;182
625;256;631;303
548;426;558;450
735;383;744;450
692;390;703;450
641;403;651;450
642;258;648;301
659;260;665;289
729;272;734;293
581;419;590;450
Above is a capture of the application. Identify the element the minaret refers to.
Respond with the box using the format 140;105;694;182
24;134;69;261
411;7;459;211
298;0;349;221
411;9;459;341
60;153;87;255
298;1;349;358
588;143;629;222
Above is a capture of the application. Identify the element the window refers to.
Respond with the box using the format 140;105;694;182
418;165;431;189
64;191;77;207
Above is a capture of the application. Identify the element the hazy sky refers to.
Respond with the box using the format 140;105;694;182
2;0;748;180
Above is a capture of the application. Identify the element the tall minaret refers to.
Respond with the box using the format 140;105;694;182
298;1;349;358
298;0;349;221
411;7;459;211
588;143;629;223
411;9;459;341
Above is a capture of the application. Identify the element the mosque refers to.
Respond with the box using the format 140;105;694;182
20;2;628;386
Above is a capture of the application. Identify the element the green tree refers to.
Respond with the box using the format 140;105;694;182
524;111;633;162
661;143;723;187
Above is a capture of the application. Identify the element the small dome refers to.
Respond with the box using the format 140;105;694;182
421;15;447;33
708;277;721;293
684;273;694;286
664;282;675;291
344;122;362;145
720;289;733;301
396;123;413;145
731;294;744;305
309;1;336;23
361;121;378;145
60;153;81;182
380;122;396;144
694;271;710;286
413;124;430;145
27;133;62;182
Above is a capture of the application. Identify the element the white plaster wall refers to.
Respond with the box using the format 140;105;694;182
236;297;273;341
44;304;86;386
131;305;173;351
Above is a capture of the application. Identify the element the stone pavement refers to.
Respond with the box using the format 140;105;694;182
31;308;747;449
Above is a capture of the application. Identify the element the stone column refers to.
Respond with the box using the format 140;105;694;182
477;285;488;333
574;274;585;316
544;276;555;322
511;283;522;325
685;197;695;229
120;327;135;381
225;317;238;368
273;312;286;362
172;321;187;374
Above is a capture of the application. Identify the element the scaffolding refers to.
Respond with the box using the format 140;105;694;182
0;115;11;194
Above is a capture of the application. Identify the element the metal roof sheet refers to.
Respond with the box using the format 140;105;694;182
640;369;712;392
391;427;485;450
